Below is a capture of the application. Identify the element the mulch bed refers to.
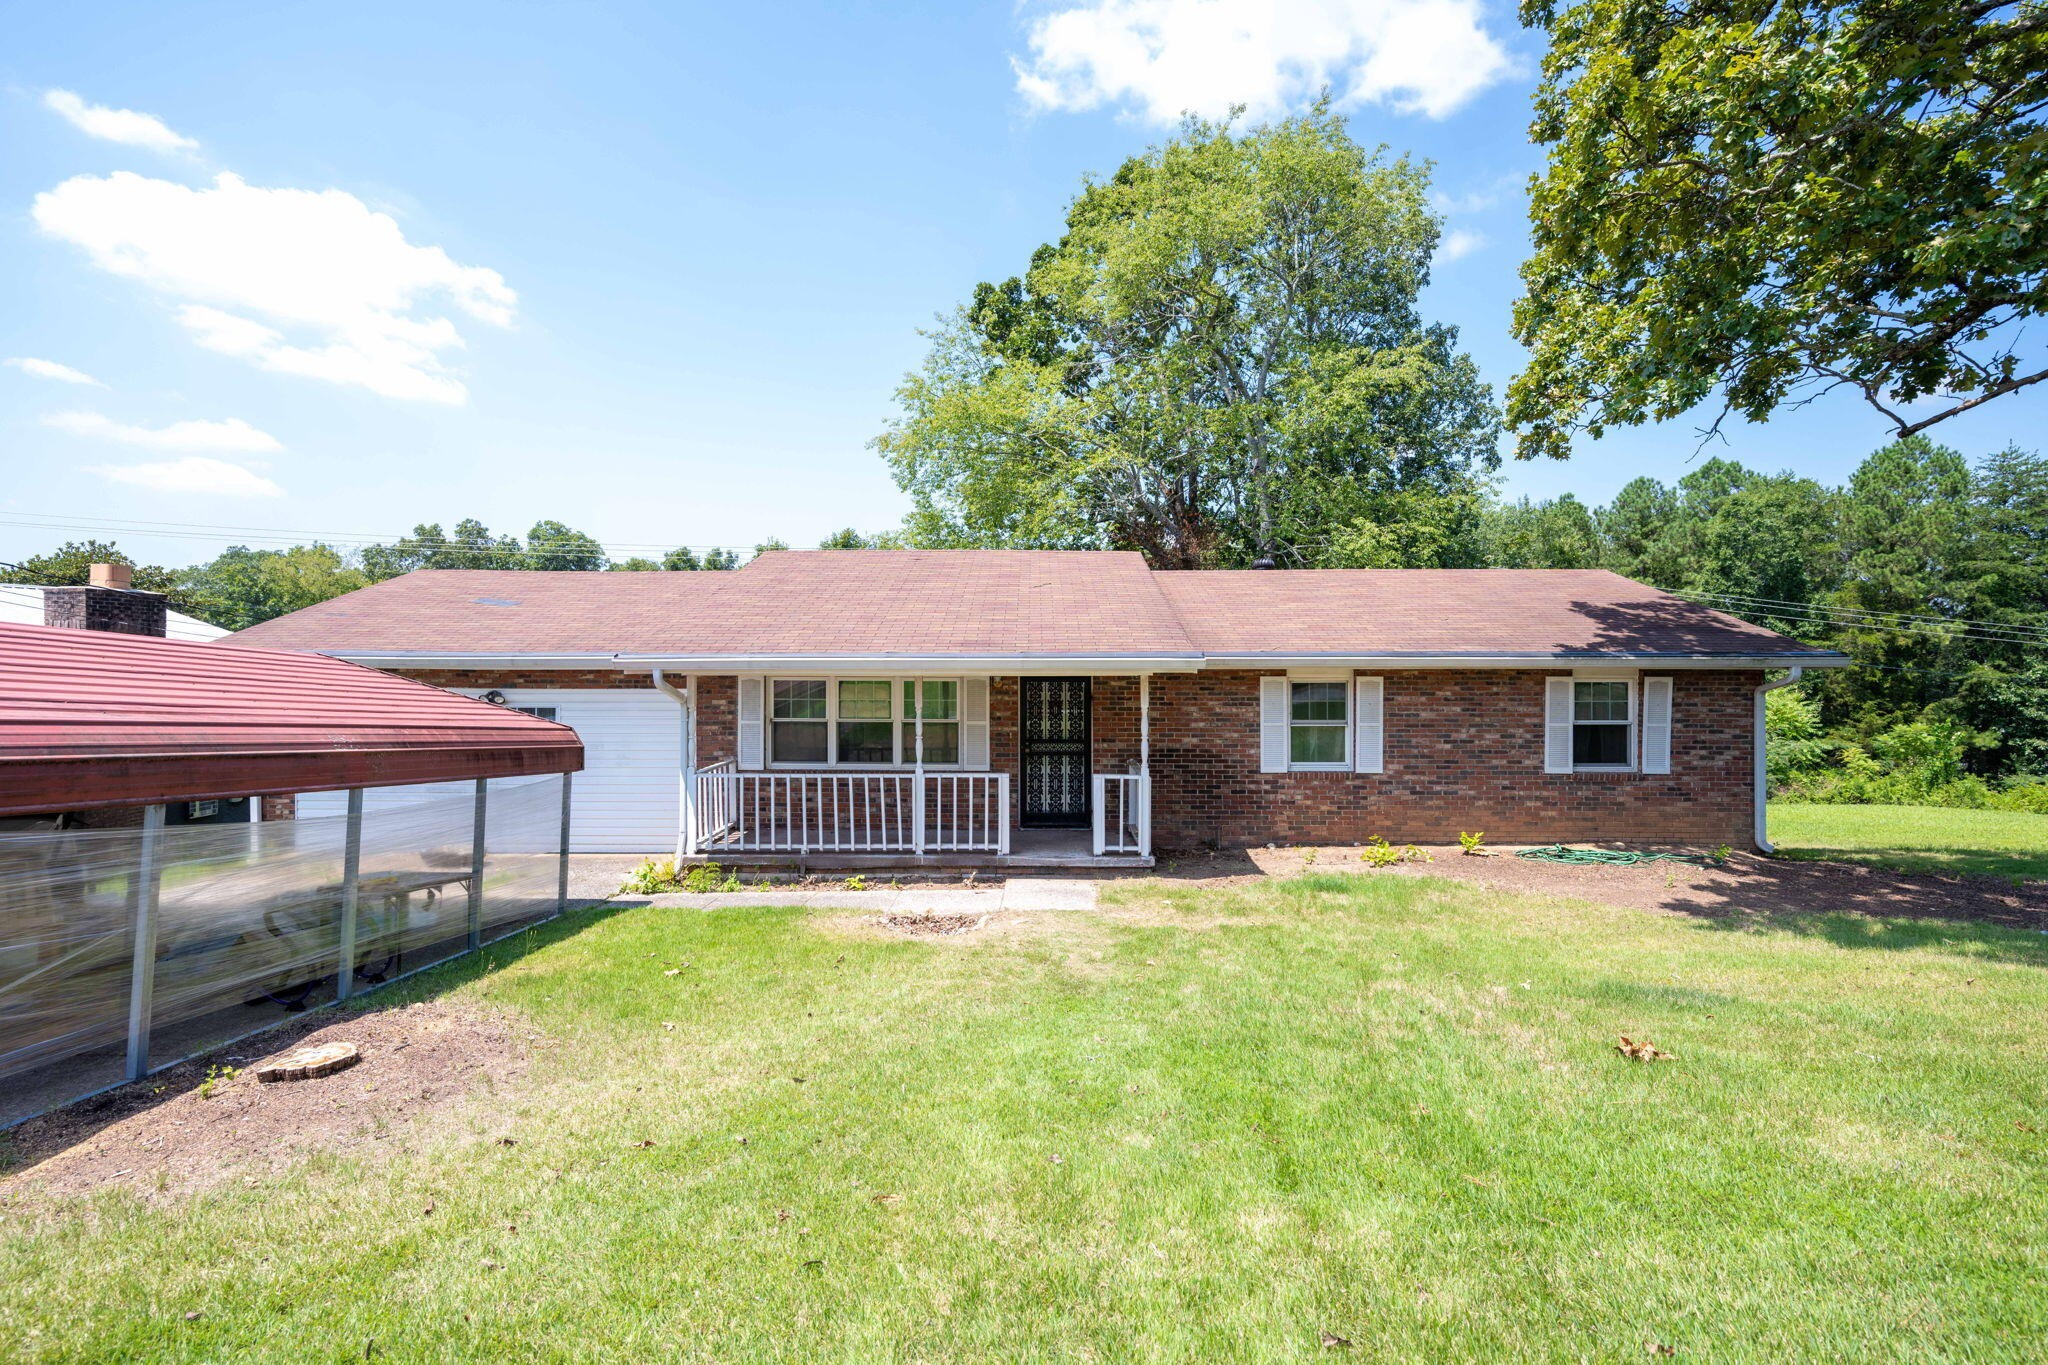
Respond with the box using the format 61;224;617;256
1;999;530;1199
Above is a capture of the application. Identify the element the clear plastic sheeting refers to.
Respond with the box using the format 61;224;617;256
0;774;567;1128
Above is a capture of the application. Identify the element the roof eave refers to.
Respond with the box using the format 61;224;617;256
1195;651;1853;669
610;652;1208;674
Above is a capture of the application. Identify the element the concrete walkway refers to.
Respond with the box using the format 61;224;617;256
635;876;1098;913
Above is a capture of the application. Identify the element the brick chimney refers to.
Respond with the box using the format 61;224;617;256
42;563;169;637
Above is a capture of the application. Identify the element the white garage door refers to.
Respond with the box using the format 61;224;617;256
297;688;679;853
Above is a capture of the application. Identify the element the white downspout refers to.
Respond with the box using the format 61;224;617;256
653;668;695;864
1753;666;1804;853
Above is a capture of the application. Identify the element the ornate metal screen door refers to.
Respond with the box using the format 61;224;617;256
1019;678;1092;828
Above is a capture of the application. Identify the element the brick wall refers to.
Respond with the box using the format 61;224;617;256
41;585;168;637
370;666;1757;850
1146;669;1758;849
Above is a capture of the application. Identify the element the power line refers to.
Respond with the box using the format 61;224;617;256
1679;586;2048;642
1672;588;2048;647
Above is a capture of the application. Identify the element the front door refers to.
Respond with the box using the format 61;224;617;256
1020;677;1091;828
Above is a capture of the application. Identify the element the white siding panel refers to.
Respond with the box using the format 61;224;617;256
297;689;679;853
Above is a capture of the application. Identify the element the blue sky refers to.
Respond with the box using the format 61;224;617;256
3;0;2041;571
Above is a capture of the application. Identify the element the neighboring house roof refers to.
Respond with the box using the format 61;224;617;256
0;620;582;815
219;551;1848;668
0;583;228;642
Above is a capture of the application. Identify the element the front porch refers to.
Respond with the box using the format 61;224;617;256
680;766;1152;869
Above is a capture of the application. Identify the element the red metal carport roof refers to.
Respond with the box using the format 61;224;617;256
0;621;583;816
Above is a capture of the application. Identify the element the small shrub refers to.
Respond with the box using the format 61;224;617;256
1457;831;1488;857
622;859;681;894
198;1063;238;1100
1711;843;1734;864
1360;836;1431;868
680;862;740;894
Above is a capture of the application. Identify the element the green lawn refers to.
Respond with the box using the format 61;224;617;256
1771;801;2048;881
5;875;2047;1362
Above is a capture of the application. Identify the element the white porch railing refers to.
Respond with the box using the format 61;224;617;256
690;758;739;849
690;770;1010;855
1092;773;1150;856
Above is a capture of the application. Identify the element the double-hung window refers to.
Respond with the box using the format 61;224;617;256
1571;679;1634;769
768;678;961;766
1289;680;1350;770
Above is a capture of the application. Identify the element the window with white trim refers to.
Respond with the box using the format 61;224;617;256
1572;678;1634;769
768;677;962;766
1289;680;1350;770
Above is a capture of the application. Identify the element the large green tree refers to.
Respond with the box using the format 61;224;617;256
876;106;1501;568
1511;0;2048;460
6;540;185;602
177;544;370;631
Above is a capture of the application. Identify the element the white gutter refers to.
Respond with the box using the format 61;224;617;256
1198;652;1853;670
652;668;695;864
327;652;621;669
612;653;1206;674
1753;666;1805;853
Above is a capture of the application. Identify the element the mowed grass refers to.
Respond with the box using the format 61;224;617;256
4;875;2047;1362
1771;801;2048;881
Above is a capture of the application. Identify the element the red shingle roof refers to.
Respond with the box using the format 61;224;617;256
0;621;581;815
1153;568;1815;657
219;552;1834;663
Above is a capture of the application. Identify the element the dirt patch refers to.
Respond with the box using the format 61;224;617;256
1;999;532;1200
880;913;989;937
1126;843;2047;929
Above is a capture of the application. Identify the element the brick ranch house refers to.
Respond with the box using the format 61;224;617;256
220;550;1847;868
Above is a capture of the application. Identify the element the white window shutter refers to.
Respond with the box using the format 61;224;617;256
1544;677;1574;774
1641;676;1673;774
959;676;990;770
1259;676;1289;773
1353;676;1384;774
737;676;765;770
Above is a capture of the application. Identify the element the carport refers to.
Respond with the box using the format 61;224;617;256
0;621;583;1124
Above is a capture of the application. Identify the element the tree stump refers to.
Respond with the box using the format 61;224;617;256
253;1041;360;1083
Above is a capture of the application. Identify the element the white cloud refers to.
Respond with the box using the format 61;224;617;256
31;171;516;404
89;457;283;498
1431;171;1524;215
1014;0;1514;124
43;89;197;153
44;410;284;453
1438;227;1486;262
5;356;105;386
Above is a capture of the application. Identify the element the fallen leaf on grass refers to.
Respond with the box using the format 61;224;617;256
2016;1122;2038;1134
662;1022;676;1032
630;1139;656;1149
1319;1329;1353;1349
422;1200;436;1217
1645;1344;1674;1357
775;1209;793;1223
495;1136;518;1147
184;1311;202;1322
872;1192;903;1205
662;969;682;978
1616;1036;1674;1062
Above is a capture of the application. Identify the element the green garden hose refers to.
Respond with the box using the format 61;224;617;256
1514;844;1709;867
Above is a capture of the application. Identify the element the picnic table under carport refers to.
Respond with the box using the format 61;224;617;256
0;620;583;1120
